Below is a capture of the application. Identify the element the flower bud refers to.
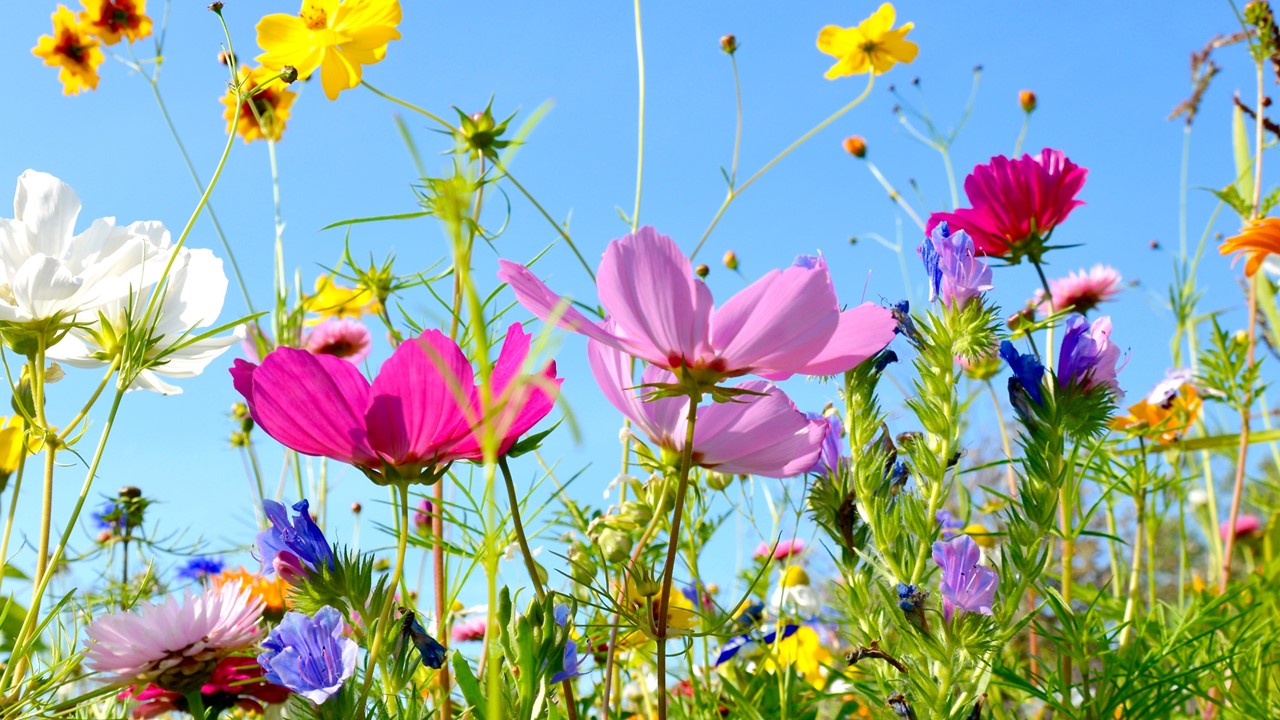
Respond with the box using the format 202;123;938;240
1019;89;1037;113
351;502;362;514
695;264;710;278
373;557;391;572
118;486;142;499
599;528;632;563
413;498;434;534
722;250;739;271
705;471;734;491
207;1;223;13
280;66;299;84
720;34;737;54
842;135;867;158
217;50;236;66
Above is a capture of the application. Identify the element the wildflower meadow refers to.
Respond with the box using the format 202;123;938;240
5;1;1280;718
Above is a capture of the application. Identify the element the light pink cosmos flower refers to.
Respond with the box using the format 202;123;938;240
498;227;896;385
927;149;1087;260
1221;514;1263;542
753;538;805;561
451;616;487;643
85;581;264;693
231;323;559;483
304;318;372;363
589;337;824;477
1034;264;1122;314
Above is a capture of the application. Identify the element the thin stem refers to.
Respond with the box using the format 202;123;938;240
360;81;454;130
498;458;580;720
185;691;208;720
940;145;960;210
865;160;926;231
631;0;645;231
355;481;412;715
986;381;1018;497
0;453;27;601
690;74;876;260
1118;450;1147;647
267;139;287;342
1013;113;1030;157
1220;275;1259;592
31;337;55;589
490;159;597;282
655;396;699;720
729;55;743;186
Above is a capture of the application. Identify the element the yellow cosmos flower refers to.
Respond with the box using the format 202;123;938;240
79;0;152;45
0;416;27;486
221;66;298;143
762;626;832;688
32;6;105;96
302;274;380;323
1220;216;1280;277
619;588;699;648
817;3;918;79
1112;385;1203;445
256;0;402;101
213;567;289;619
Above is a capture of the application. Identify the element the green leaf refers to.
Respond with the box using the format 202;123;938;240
320;211;431;231
451;652;487;716
1233;103;1255;215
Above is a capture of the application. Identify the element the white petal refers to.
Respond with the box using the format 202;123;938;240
11;255;81;319
14;170;79;257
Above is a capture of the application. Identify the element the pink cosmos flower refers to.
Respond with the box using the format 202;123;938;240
1034;264;1122;314
927;149;1087;260
231;323;559;483
451;616;487;643
589;338;824;477
85;582;264;693
1221;514;1263;542
753;538;806;561
118;656;290;719
498;227;896;385
304;318;372;363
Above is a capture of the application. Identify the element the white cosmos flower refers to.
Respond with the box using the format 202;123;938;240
0;170;161;329
50;221;241;395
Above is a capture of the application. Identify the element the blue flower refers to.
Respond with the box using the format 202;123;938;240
176;556;225;582
259;606;358;704
714;623;799;666
550;604;586;684
400;609;447;669
256;499;334;582
917;222;993;307
935;510;965;537
891;300;921;344
1057;314;1123;396
733;600;765;627
91;500;122;532
1000;340;1045;421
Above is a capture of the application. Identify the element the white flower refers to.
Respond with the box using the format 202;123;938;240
768;583;821;619
0;171;159;329
49;221;241;395
1188;489;1208;507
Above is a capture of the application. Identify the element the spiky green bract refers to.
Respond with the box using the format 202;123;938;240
1198;318;1267;410
288;546;390;644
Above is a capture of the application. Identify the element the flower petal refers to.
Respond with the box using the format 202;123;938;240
13;170;80;258
692;381;825;477
771;303;897;378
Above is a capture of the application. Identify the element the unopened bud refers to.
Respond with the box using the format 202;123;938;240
217;50;236;66
705;471;733;491
723;250;738;271
207;2;223;13
1019;89;1037;113
695;264;709;278
119;486;142;499
45;362;64;383
1006;308;1035;332
842;135;867;158
351;502;362;514
231;402;251;420
280;66;299;84
720;34;737;54
373;557;391;572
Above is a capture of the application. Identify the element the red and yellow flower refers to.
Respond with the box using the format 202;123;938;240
79;0;152;45
221;66;298;143
32;6;105;96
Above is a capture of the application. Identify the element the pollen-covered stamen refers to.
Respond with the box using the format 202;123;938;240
300;4;328;30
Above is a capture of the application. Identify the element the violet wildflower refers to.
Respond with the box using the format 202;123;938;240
807;413;848;476
935;509;965;537
932;535;998;621
256;499;334;583
259;606;358;704
176;556;225;582
1057;315;1123;397
412;498;434;534
550;605;586;683
918;222;993;307
1000;340;1045;420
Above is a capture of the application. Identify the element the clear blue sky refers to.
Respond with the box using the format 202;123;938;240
1;2;1265;603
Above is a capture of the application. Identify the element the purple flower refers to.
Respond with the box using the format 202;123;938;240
1057;315;1123;397
176;556;225;582
918;222;993;307
256;499;334;583
932;535;998;621
935;510;965;537
412;498;434;533
806;413;848;476
259;606;357;704
550;605;586;684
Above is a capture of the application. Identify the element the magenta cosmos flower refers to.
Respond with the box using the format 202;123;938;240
1035;264;1122;314
753;538;806;561
589;338;824;477
927;149;1087;261
231;323;559;484
498;226;896;386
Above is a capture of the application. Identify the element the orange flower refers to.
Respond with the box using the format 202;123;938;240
79;0;152;45
1220;216;1280;276
221;66;298;142
212;567;289;618
32;6;105;96
1112;385;1202;445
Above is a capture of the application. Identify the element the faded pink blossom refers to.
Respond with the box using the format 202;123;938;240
498;227;896;384
589;337;823;478
1035;264;1122;314
1221;514;1263;542
927;149;1087;260
305;318;372;363
231;323;559;482
451;617;487;643
753;538;806;561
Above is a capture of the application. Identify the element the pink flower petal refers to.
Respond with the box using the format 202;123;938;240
230;353;379;466
365;330;477;466
496;259;644;357
596;227;714;368
771;303;897;378
586;336;672;444
691;381;825;477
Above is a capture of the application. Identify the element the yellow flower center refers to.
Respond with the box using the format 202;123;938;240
859;40;881;56
300;4;328;30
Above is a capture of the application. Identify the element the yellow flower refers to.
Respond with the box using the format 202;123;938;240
1112;385;1203;445
762;626;832;688
1220;216;1280;277
619;588;698;648
221;66;298;143
302;274;379;323
780;565;811;588
213;567;289;619
962;523;998;549
79;0;152;45
32;6;105;96
817;3;918;79
0;416;27;484
255;0;402;101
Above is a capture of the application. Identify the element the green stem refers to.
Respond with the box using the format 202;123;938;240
865;160;926;230
940;145;960;210
655;396;699;720
631;0;646;231
355;481;412;715
267;139;287;343
1013;112;1030;157
360;81;454;130
0;452;27;602
185;691;208;720
729;55;743;186
690;74;876;260
491;160;596;282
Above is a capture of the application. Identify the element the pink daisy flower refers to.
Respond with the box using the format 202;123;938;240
85;582;264;694
304;318;372;363
927;149;1087;262
451;616;487;643
1221;514;1263;542
753;538;805;561
1035;264;1122;314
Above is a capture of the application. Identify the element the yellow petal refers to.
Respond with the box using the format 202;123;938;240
816;25;853;56
319;48;362;100
859;3;896;37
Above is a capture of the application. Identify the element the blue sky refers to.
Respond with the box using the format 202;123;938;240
1;1;1267;604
